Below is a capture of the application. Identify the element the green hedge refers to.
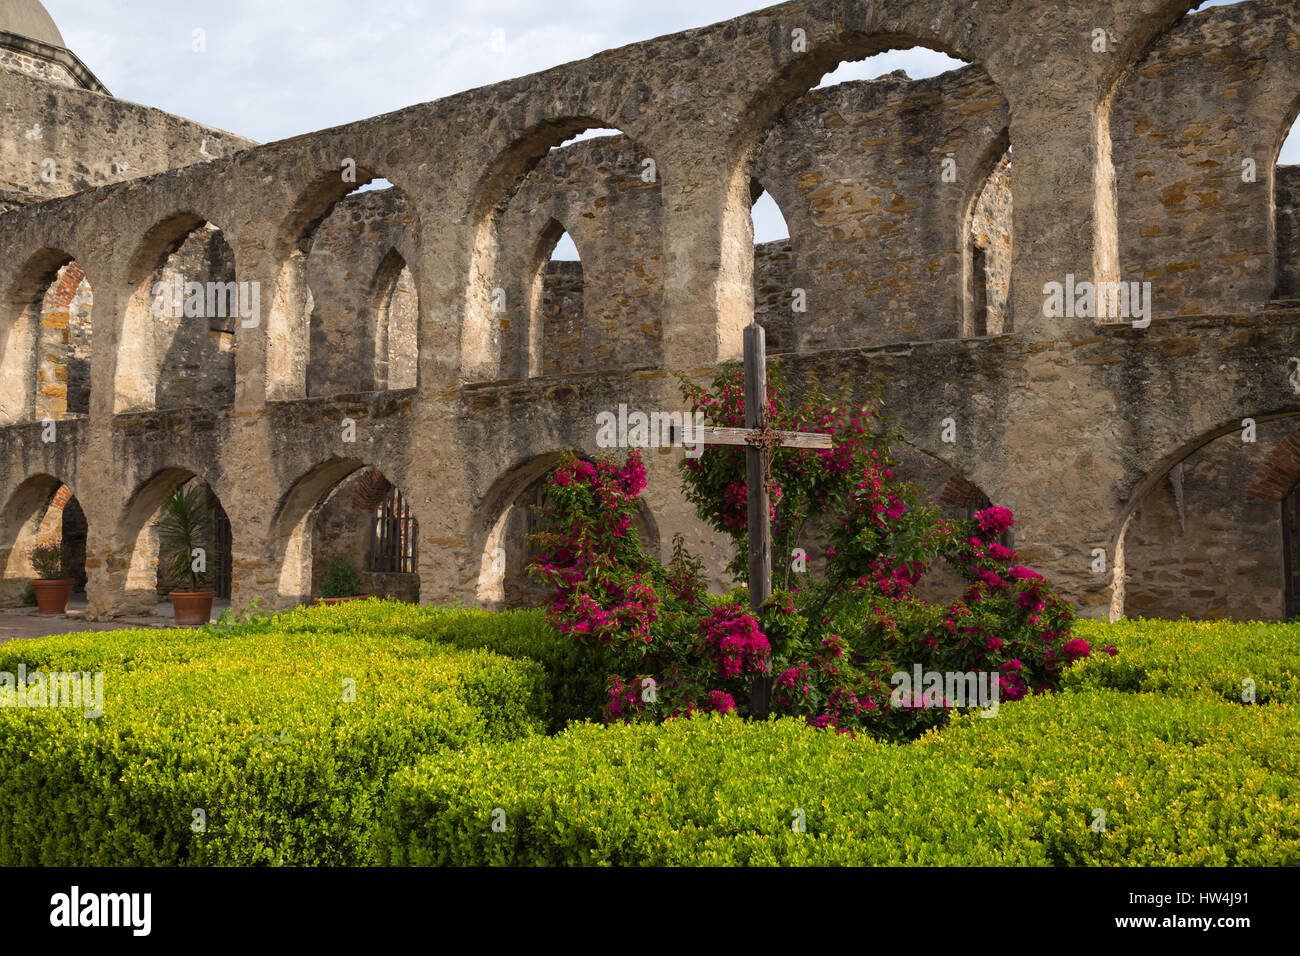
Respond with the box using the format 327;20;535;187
0;623;545;865
402;606;623;731
222;600;614;730
376;691;1300;866
1069;619;1300;705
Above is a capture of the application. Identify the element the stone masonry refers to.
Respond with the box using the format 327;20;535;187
2;0;1300;621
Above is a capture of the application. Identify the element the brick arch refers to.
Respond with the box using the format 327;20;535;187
1109;410;1300;620
111;465;230;614
1248;424;1300;502
0;472;80;605
269;458;418;606
471;450;660;609
0;246;86;425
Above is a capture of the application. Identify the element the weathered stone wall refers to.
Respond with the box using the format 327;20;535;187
537;260;584;376
2;0;1300;624
0;67;254;209
752;67;1009;350
0;47;76;88
496;135;664;379
1113;0;1300;317
1121;421;1288;620
970;153;1012;334
306;187;421;397
754;239;796;351
151;226;237;410
1279;166;1300;300
35;259;91;419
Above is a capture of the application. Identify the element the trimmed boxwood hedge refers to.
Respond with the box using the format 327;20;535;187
0;622;545;866
376;691;1300;866
8;604;1299;867
1069;619;1300;704
246;600;614;731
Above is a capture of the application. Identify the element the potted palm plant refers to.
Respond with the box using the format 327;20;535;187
156;483;216;626
317;556;368;604
29;543;75;616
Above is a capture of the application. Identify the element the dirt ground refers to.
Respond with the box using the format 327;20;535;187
0;595;231;646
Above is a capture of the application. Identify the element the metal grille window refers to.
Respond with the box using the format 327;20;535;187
213;508;233;600
370;487;416;573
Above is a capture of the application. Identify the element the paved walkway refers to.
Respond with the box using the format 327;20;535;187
0;596;231;646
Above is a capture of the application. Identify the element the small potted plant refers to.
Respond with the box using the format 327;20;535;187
317;557;368;604
29;543;75;616
156;483;215;626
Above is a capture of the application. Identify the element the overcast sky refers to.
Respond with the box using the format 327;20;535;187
45;0;1298;248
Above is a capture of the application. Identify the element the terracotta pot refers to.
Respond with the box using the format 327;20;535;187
316;594;370;606
32;578;75;616
171;590;216;626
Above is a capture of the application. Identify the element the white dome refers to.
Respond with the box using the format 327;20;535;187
0;0;65;48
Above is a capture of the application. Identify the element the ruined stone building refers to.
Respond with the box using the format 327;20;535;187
1;0;1299;620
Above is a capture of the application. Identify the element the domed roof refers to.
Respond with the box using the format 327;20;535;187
0;0;65;48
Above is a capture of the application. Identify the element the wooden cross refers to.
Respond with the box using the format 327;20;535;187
681;324;833;718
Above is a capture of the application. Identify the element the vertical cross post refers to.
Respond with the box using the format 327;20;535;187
743;323;772;718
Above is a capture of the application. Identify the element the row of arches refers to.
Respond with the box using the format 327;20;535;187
7;407;1300;621
1;184;422;425
0;459;421;616
0;6;1295;426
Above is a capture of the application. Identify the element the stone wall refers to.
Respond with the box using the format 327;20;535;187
754;240;795;351
0;67;253;210
970;153;1012;335
0;47;77;89
1121;421;1289;620
151;226;237;411
1113;0;1300;318
35;259;91;419
497;135;664;379
1279;166;1300;300
306;187;420;397
2;0;1300;624
752;67;1009;350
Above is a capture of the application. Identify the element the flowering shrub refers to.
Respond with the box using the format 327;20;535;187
528;366;1094;739
527;451;755;721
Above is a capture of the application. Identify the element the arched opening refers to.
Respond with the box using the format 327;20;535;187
1275;110;1300;301
966;145;1013;336
272;460;419;605
0;477;88;610
1112;414;1300;622
526;218;585;377
751;182;795;353
1;249;91;425
272;170;420;401
117;216;237;413
35;259;93;419
116;468;232;617
474;453;658;610
466;120;662;381
371;249;419;391
743;43;1006;351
